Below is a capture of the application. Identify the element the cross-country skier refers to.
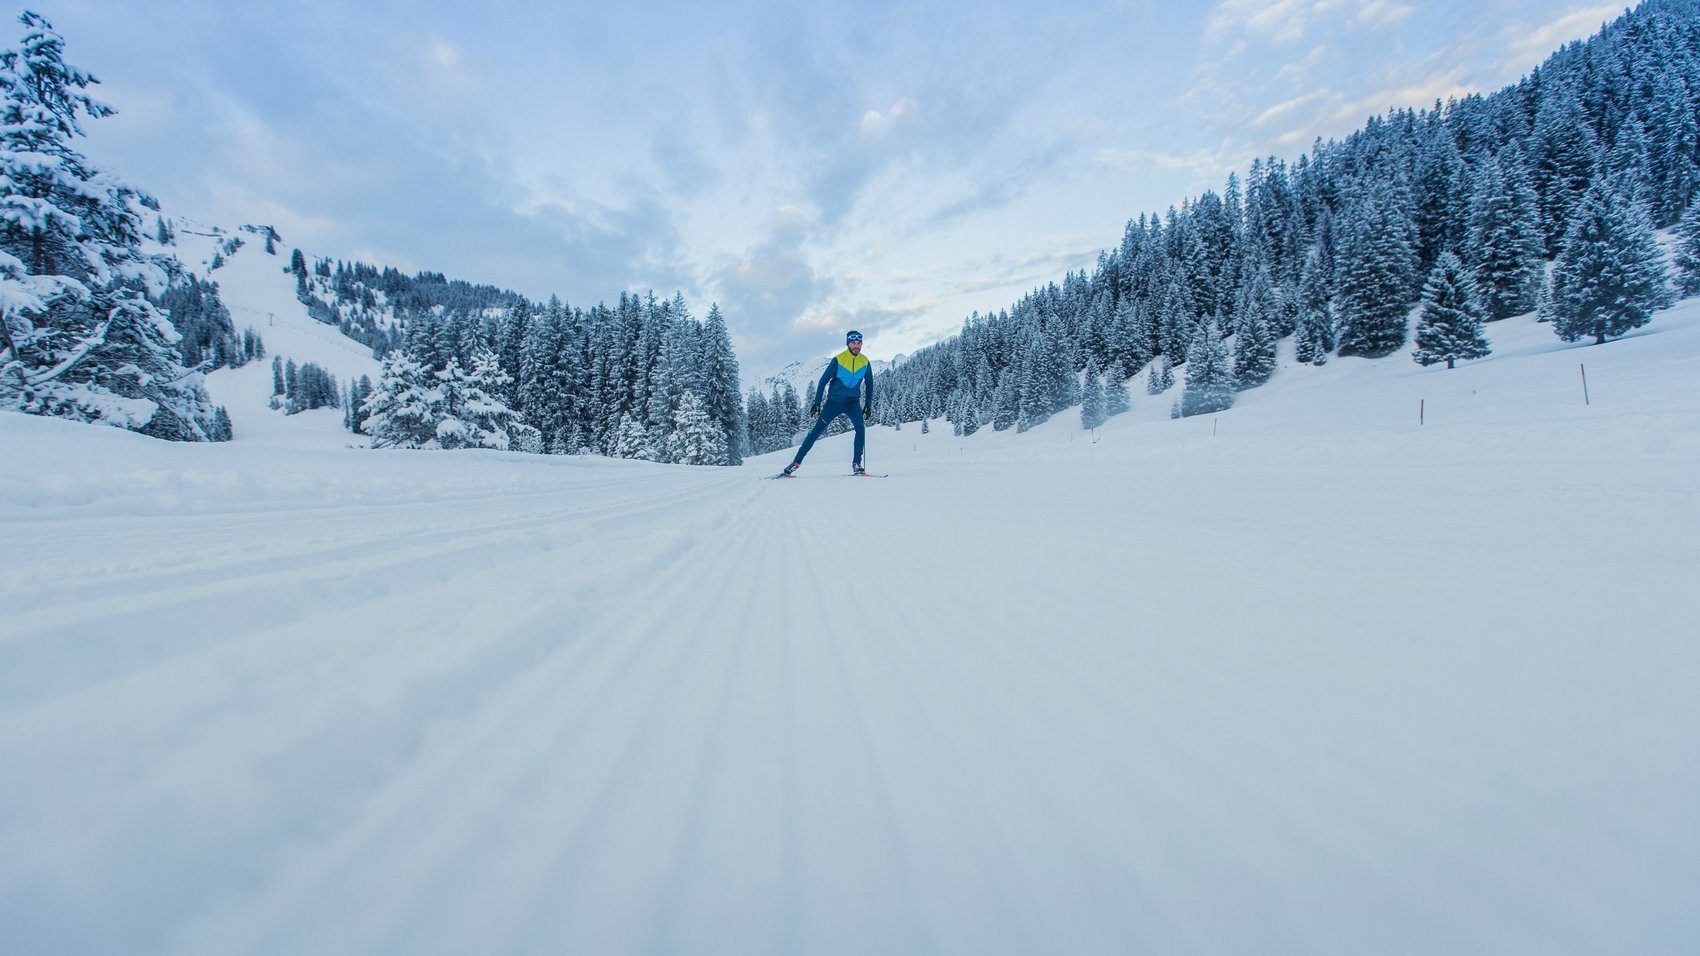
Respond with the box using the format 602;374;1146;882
780;330;874;477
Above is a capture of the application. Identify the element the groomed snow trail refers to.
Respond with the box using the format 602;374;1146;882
4;306;1700;955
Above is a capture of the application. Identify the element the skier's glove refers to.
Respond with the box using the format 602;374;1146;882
810;403;820;417
862;405;871;416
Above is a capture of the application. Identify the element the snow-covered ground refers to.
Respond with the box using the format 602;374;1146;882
3;288;1699;954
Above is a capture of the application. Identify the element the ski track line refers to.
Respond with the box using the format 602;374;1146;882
198;479;954;955
843;497;1199;951
0;467;732;631
168;473;775;955
0;469;755;705
847;582;1116;952
632;494;781;955
4;470;767;956
761;491;940;954
477;481;812;954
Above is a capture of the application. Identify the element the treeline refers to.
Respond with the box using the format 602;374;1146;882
270;356;339;415
876;0;1700;431
744;381;808;456
349;292;746;463
288;251;532;358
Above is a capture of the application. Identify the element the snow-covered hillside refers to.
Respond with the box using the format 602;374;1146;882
161;224;382;448
3;299;1698;955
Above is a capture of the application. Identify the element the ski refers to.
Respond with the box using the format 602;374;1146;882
847;472;889;478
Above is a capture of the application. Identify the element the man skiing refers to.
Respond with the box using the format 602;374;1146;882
780;330;874;477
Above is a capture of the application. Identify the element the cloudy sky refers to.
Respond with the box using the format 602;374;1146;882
41;0;1618;375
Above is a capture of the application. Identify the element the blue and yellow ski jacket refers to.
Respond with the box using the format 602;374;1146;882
813;349;874;408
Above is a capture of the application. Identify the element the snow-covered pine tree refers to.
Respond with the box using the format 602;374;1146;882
778;381;803;441
1080;358;1106;430
699;303;743;465
1176;318;1234;417
1232;312;1276;389
612;412;654;460
210;405;231;440
1413;252;1491;369
1126;299;1158;373
952;387;980;436
743;388;769;455
671;390;726;465
644;320;683;461
1544;176;1674;345
1605;119;1653;209
1412;119;1468;274
1234;262;1277;340
434;348;534;451
991;374;1018;431
344;375;374;434
1336;182;1419;358
0;13;221;439
362;352;440;448
1465;145;1544;321
1154;273;1196;364
1675;198;1700;297
494;299;531;408
1145;354;1173;394
1646;66;1699;227
1016;331;1045;433
1531;86;1602;255
1104;370;1130;417
1041;326;1077;414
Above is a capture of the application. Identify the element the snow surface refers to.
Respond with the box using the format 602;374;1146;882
3;284;1699;954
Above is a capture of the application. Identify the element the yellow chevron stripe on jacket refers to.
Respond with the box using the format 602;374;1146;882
833;350;870;391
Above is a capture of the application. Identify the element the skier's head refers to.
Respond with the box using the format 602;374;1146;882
846;330;863;354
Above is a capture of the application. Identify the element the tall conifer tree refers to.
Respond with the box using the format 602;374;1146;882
1544;177;1673;345
1413;252;1491;369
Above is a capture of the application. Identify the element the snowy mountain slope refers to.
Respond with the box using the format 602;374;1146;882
161;226;383;448
2;301;1698;955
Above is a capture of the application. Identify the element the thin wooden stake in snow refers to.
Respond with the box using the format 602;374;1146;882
1580;363;1590;406
1420;399;1425;426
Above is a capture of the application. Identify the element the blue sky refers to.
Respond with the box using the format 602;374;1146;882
41;0;1618;375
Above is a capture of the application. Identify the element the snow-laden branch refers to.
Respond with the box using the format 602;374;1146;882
20;304;114;386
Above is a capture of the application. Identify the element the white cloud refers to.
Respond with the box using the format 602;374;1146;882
426;38;462;69
1095;146;1232;180
1274;43;1336;81
1252;90;1337;128
1502;5;1618;74
1207;0;1422;45
1350;1;1417;30
790;307;848;331
1325;67;1473;126
1206;0;1352;45
860;98;918;135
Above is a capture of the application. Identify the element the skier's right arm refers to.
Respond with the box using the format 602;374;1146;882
812;361;832;410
